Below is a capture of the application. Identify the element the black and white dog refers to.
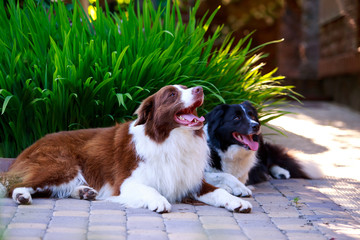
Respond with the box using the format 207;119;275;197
204;102;310;197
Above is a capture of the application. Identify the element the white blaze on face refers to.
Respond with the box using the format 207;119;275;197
174;85;193;108
240;104;258;126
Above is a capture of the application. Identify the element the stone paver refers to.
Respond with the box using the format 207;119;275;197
2;178;358;240
1;101;360;239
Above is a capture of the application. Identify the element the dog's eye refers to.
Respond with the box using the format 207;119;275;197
234;115;241;120
168;92;176;98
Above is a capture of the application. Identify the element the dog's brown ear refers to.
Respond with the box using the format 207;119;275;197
134;95;154;126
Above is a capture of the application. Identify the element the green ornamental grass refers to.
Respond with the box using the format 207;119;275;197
0;0;299;157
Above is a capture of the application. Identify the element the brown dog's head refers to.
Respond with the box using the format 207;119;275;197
135;85;205;143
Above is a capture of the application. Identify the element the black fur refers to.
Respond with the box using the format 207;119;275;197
205;102;309;185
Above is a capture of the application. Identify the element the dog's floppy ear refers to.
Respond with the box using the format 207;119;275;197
134;95;154;126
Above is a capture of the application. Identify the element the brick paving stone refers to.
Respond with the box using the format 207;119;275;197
2;237;41;240
89;214;126;224
1;206;17;219
262;205;300;218
206;229;248;240
87;233;126;240
164;219;204;233
14;211;52;218
237;219;273;228
195;205;233;216
4;228;46;239
0;198;18;206
47;227;87;234
31;199;55;205
296;205;316;216
54;204;89;211
312;208;352;218
200;216;242;233
48;216;88;229
241;226;286;240
234;211;270;221
55;199;90;207
126;207;160;216
168;232;208;240
90;209;125;216
271;217;316;231
53;210;89;217
11;215;51;224
1;218;13;227
127;229;168;240
7;222;47;230
202;222;241;231
15;208;53;216
286;231;327;240
127;215;165;231
90;201;126;211
43;232;86;240
170;203;196;213
306;201;343;211
200;216;238;225
18;204;53;210
253;194;291;205
163;212;199;221
314;221;360;240
89;225;126;232
237;219;287;239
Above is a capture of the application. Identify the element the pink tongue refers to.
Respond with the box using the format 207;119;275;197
242;135;259;151
181;114;205;122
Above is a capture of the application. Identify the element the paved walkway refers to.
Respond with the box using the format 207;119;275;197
1;101;360;240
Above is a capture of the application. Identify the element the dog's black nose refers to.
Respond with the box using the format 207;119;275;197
192;86;203;95
251;122;260;132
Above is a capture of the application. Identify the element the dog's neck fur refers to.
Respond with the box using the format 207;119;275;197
216;145;258;184
129;122;209;203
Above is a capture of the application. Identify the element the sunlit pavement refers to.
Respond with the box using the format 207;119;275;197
1;101;360;240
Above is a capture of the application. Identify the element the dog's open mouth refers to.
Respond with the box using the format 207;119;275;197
174;100;205;128
232;132;259;151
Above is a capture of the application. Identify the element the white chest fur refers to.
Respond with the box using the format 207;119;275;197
217;145;258;184
129;122;209;203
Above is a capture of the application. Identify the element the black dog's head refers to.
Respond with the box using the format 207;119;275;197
206;101;261;152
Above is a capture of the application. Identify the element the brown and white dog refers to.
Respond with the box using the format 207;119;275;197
5;85;252;213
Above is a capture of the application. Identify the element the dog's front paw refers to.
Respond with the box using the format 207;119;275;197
224;194;252;213
148;196;171;213
232;184;252;197
233;199;252;213
71;186;98;200
270;165;290;179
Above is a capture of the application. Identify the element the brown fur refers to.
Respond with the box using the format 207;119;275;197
197;179;218;196
8;123;138;196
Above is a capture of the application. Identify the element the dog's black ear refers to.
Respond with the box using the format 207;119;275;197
134;95;154;126
206;104;229;132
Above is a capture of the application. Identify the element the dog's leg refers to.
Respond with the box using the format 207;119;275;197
106;179;171;213
12;187;35;205
194;180;252;213
270;165;290;179
204;172;252;197
70;185;98;200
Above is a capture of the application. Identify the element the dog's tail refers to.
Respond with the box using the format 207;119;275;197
264;142;323;180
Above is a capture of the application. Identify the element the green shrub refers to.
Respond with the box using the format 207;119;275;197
0;0;299;157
